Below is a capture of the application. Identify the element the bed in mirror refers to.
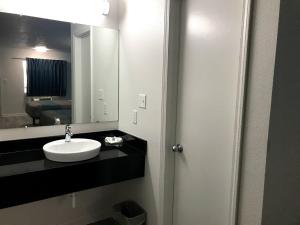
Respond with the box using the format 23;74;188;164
0;12;119;129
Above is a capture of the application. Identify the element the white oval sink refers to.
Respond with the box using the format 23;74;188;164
43;138;101;162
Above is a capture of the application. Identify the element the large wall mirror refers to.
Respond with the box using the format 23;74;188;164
0;12;119;129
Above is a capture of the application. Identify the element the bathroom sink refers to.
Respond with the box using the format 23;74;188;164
43;138;101;162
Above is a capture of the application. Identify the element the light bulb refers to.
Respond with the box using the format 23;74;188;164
33;45;49;53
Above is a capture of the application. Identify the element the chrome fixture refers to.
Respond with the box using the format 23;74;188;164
65;125;73;142
172;144;183;153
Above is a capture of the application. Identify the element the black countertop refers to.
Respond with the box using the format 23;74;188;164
0;130;147;209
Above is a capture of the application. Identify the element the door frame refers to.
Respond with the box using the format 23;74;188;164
158;0;253;225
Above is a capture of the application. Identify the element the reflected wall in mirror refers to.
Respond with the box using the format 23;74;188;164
0;12;119;129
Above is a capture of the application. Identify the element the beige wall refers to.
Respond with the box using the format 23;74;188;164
237;0;280;224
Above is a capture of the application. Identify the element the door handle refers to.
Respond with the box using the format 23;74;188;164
172;144;183;153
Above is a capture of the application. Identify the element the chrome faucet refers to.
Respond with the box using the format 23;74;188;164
65;124;73;142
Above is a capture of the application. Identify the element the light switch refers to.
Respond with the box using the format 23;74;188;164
138;94;147;109
133;110;138;124
98;89;104;100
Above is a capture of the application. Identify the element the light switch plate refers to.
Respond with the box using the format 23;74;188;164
133;110;138;124
138;94;146;109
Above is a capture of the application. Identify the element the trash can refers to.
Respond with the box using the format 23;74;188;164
113;201;146;225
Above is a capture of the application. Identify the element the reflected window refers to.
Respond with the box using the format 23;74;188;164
22;60;27;94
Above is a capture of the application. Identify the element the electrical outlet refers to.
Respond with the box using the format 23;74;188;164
133;110;137;124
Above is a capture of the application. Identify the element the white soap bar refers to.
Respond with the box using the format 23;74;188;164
105;136;123;144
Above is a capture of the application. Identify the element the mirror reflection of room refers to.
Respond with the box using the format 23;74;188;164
0;13;71;129
0;12;119;129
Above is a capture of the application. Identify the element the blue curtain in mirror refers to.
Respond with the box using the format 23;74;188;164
26;58;67;96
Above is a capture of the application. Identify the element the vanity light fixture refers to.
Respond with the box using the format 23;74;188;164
100;0;110;16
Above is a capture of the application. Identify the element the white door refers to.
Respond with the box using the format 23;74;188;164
171;0;249;224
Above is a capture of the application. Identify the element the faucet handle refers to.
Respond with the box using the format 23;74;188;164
65;124;72;133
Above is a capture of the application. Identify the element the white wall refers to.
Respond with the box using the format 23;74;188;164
116;0;166;224
238;0;280;224
0;47;71;116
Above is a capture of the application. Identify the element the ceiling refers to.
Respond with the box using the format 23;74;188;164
0;12;71;52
